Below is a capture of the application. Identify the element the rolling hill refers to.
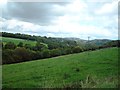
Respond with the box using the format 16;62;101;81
65;37;112;48
3;47;119;88
1;37;37;46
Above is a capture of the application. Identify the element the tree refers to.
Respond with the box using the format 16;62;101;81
50;49;61;57
33;51;43;59
2;49;20;64
14;47;32;62
24;44;32;49
42;49;50;58
65;48;73;54
5;42;16;49
72;46;83;53
17;42;23;47
35;42;47;51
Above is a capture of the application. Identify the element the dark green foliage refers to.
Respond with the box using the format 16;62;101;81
48;42;59;49
42;49;50;58
2;49;14;64
24;44;32;49
17;42;23;47
35;51;44;59
103;40;120;47
50;49;61;57
2;47;34;64
14;47;32;61
5;42;16;49
34;42;47;51
2;32;78;50
2;32;119;64
72;46;83;53
2;49;20;64
65;48;73;54
75;68;80;72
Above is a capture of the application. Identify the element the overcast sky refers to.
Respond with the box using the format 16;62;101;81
0;0;119;40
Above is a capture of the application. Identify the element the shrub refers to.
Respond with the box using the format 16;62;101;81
50;49;61;57
72;46;83;53
17;42;23;47
5;42;16;49
14;47;32;62
24;44;32;49
42;49;50;58
2;49;20;64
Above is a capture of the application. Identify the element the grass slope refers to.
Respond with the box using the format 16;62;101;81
1;37;36;46
3;47;119;88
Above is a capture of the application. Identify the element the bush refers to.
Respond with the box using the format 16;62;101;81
72;46;83;53
2;49;20;64
42;49;50;58
35;51;44;59
50;49;61;57
65;48;73;54
14;47;32;62
24;44;32;49
35;42;47;51
17;42;23;47
5;42;16;49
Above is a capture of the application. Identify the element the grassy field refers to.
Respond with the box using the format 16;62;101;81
1;37;36;46
2;47;119;88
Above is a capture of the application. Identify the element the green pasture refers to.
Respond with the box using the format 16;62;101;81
2;47;119;88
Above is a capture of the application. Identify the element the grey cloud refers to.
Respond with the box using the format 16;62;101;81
2;2;69;25
119;2;120;16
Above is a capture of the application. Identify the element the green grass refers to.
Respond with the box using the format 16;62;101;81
1;37;36;46
2;47;119;88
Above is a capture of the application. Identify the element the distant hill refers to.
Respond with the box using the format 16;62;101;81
1;37;37;46
1;32;115;47
90;39;111;46
65;37;111;47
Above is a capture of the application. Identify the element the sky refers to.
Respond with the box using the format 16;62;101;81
0;0;119;40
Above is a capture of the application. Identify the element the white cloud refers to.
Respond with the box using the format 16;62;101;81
95;1;118;15
53;0;87;14
2;17;117;40
65;0;87;13
1;0;118;40
0;0;7;7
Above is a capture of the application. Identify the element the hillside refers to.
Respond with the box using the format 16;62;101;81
3;47;119;88
1;37;37;46
90;39;111;46
65;38;112;46
1;32;113;47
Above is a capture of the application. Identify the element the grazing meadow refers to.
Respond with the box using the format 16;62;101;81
3;47;119;88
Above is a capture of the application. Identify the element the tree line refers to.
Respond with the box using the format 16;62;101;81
1;32;119;64
2;41;83;64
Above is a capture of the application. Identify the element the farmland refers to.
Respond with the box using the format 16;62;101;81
2;47;119;88
1;37;36;46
